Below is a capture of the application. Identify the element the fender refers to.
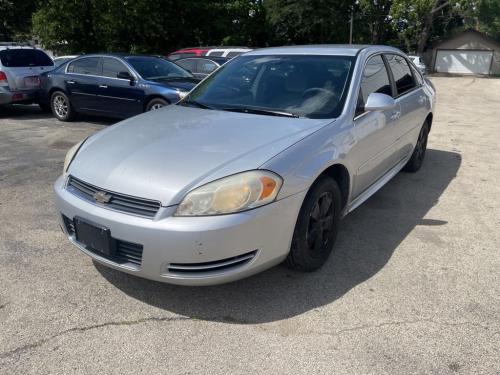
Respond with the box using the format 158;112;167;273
263;121;357;203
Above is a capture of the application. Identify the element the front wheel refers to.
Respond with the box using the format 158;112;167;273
403;121;429;173
286;176;342;272
51;91;75;121
145;98;168;111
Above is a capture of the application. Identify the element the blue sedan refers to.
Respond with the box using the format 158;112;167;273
39;54;200;121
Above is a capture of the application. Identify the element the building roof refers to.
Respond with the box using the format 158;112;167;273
433;28;500;49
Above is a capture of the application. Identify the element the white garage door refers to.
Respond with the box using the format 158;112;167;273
435;50;493;74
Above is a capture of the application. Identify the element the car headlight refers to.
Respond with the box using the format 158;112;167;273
175;170;283;216
177;90;188;99
63;140;85;172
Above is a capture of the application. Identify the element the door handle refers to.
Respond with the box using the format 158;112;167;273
99;85;108;89
390;111;401;120
65;80;76;84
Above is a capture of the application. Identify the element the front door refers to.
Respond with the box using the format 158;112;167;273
96;57;143;117
351;54;401;199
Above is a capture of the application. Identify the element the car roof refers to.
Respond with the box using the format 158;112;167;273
0;46;38;51
245;44;402;57
176;56;229;63
72;53;168;59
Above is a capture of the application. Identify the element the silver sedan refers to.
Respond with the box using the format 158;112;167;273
54;45;436;285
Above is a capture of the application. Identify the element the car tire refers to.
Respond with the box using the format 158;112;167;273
286;176;342;272
145;98;169;111
403;121;429;173
51;91;75;121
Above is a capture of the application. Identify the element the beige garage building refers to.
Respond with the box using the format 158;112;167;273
430;29;500;75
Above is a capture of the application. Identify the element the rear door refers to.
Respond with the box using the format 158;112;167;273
351;54;401;198
97;57;143;116
384;54;426;160
0;49;53;90
65;57;101;111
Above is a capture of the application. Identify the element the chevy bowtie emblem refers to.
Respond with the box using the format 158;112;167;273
93;191;112;204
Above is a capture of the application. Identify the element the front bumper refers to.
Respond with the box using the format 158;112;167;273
54;175;305;286
0;86;38;105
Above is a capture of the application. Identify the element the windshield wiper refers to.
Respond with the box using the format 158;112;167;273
178;99;215;110
220;106;299;118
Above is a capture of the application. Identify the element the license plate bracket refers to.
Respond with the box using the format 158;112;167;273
24;76;40;88
74;217;114;256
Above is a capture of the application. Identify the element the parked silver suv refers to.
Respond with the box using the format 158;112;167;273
0;46;54;107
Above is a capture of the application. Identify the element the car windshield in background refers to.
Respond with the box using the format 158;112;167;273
0;49;54;67
183;55;355;119
125;56;192;81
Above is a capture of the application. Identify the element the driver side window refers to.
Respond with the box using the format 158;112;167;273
355;55;392;117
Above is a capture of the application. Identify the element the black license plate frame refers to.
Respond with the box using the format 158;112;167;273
74;217;114;257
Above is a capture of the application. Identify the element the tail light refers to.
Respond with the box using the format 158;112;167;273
0;71;7;86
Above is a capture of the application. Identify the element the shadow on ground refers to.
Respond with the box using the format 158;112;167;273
96;149;461;323
0;104;116;126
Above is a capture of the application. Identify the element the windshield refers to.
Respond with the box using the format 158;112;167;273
183;54;355;119
0;49;54;67
126;56;192;81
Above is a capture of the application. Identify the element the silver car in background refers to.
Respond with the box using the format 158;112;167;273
0;46;54;107
409;55;427;75
54;45;435;286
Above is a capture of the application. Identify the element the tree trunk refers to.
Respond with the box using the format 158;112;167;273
417;0;450;53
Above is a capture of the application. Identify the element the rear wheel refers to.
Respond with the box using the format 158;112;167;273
403;121;429;173
51;91;75;121
286;176;341;271
146;98;168;111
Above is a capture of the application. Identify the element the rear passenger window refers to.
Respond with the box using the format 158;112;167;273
356;55;392;117
67;57;100;75
386;54;416;96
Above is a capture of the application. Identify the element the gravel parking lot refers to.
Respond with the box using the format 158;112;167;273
0;77;499;374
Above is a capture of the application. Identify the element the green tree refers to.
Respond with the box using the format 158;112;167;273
477;0;500;39
32;0;269;54
357;0;394;44
391;0;475;53
32;0;104;54
0;0;37;41
265;0;353;45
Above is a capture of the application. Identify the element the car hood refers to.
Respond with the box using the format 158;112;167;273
149;77;199;92
69;105;331;206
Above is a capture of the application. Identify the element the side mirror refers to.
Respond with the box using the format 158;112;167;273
364;93;396;112
117;71;132;80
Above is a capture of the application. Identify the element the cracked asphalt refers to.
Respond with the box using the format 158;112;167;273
0;77;499;374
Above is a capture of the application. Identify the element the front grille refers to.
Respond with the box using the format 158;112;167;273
67;176;161;218
168;250;257;275
63;215;75;235
62;215;143;266
115;240;143;266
